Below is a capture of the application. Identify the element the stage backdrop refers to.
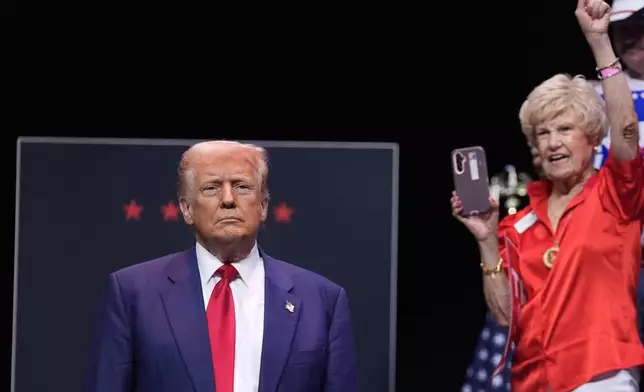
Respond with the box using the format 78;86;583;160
12;137;398;392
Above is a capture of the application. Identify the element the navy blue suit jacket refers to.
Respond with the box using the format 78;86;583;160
84;247;359;392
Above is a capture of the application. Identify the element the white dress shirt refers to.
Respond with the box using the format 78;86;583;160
196;241;265;392
547;367;639;391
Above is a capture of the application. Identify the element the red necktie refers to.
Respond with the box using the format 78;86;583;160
206;264;239;392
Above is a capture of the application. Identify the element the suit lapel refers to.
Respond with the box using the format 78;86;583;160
258;253;301;392
160;248;215;392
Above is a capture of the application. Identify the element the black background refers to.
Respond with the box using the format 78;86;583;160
7;1;605;390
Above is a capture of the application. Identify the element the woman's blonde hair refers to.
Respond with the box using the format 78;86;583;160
518;74;608;145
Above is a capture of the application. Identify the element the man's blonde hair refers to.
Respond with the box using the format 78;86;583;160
177;140;270;201
518;74;608;145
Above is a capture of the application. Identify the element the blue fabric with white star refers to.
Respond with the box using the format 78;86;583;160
461;313;512;392
593;89;644;168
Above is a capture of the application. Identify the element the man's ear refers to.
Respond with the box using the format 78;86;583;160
260;195;269;223
179;197;194;225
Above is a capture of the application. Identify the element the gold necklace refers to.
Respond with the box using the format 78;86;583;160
543;242;559;269
543;181;589;269
543;205;572;269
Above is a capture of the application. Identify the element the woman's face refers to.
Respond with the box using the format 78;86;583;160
534;110;595;182
612;16;644;77
621;36;644;77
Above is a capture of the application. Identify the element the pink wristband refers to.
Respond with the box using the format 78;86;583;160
598;66;622;80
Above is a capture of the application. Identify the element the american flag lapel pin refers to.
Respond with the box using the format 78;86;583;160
285;301;295;313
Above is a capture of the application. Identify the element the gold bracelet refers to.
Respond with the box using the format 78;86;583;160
481;258;503;276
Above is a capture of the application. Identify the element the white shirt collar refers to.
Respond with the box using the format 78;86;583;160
625;73;644;90
195;241;262;287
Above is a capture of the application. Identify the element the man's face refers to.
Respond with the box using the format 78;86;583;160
179;146;268;245
612;15;644;77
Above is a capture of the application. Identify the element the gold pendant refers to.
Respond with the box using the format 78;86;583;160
543;245;559;269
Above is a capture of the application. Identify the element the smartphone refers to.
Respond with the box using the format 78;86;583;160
451;146;491;216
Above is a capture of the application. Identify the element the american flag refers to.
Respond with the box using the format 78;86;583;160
462;313;513;392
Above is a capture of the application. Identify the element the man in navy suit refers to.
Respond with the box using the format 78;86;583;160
85;140;359;392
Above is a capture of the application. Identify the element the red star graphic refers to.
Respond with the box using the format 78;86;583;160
123;199;143;221
161;201;180;221
272;201;294;223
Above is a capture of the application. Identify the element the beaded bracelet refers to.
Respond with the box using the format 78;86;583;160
481;258;503;276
